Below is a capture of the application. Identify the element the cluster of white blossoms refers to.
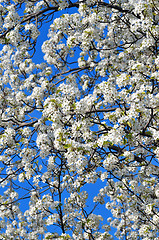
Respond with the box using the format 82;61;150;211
0;0;159;239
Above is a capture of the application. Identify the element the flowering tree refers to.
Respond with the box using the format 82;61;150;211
0;0;159;239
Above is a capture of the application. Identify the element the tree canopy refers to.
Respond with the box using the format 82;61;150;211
0;0;159;239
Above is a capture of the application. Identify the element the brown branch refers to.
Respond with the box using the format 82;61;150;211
50;66;89;82
86;106;130;114
15;119;38;130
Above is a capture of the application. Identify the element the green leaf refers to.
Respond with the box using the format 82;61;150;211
63;143;72;149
